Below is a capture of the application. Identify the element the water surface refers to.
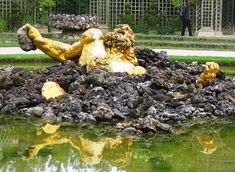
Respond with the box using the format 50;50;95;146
0;116;235;172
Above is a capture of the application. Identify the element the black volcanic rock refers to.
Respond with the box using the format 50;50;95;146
0;48;234;134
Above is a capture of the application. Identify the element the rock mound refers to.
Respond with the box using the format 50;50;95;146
0;48;234;134
49;14;98;30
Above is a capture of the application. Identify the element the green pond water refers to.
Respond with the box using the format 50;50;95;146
0;116;235;172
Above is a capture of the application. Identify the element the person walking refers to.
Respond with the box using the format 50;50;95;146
180;1;193;36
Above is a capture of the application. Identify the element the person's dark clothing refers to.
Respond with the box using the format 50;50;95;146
181;6;190;19
181;18;193;36
180;5;193;36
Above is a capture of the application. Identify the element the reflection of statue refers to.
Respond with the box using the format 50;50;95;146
196;134;217;155
17;24;146;75
196;62;220;86
70;136;132;166
25;124;132;167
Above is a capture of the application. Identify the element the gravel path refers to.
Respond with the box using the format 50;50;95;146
0;47;43;55
0;47;235;57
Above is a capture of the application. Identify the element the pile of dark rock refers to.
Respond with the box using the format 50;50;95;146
0;48;234;134
49;14;98;30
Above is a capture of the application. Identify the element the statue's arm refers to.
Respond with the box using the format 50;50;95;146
64;42;83;60
20;24;80;62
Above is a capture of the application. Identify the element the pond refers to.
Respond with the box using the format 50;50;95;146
0;116;235;172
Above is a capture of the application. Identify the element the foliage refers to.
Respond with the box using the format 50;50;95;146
4;1;36;31
119;14;135;27
146;0;160;30
191;0;203;5
54;0;89;14
22;16;34;25
169;17;182;31
39;0;55;8
10;2;24;30
133;25;149;34
0;19;7;32
157;26;175;35
119;2;135;27
38;0;55;31
171;0;202;8
146;15;160;30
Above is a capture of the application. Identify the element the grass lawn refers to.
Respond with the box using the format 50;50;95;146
136;39;235;45
0;54;234;63
0;44;19;47
170;56;235;63
0;62;57;71
139;46;235;51
171;55;235;76
221;66;235;76
0;54;51;60
0;54;233;75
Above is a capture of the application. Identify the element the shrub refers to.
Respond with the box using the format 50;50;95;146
146;15;160;30
145;1;160;31
157;26;175;35
133;25;149;34
119;2;135;27
22;16;34;25
169;17;182;31
120;14;135;27
0;19;7;32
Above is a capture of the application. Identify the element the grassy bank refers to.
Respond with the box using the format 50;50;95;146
143;46;235;51
221;66;235;76
0;54;51;61
0;54;235;63
0;54;234;75
0;62;56;71
170;56;235;63
171;56;235;75
0;54;234;63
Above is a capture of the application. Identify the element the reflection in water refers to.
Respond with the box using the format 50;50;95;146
26;124;133;167
26;133;69;159
41;123;60;134
196;133;217;155
1;119;235;172
70;136;132;167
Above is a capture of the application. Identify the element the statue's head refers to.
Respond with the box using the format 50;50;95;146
80;28;104;44
104;24;135;51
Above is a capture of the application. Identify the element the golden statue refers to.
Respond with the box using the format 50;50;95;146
196;62;220;86
41;81;65;100
17;24;146;75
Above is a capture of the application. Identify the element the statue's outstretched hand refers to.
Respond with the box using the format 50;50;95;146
16;24;37;51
